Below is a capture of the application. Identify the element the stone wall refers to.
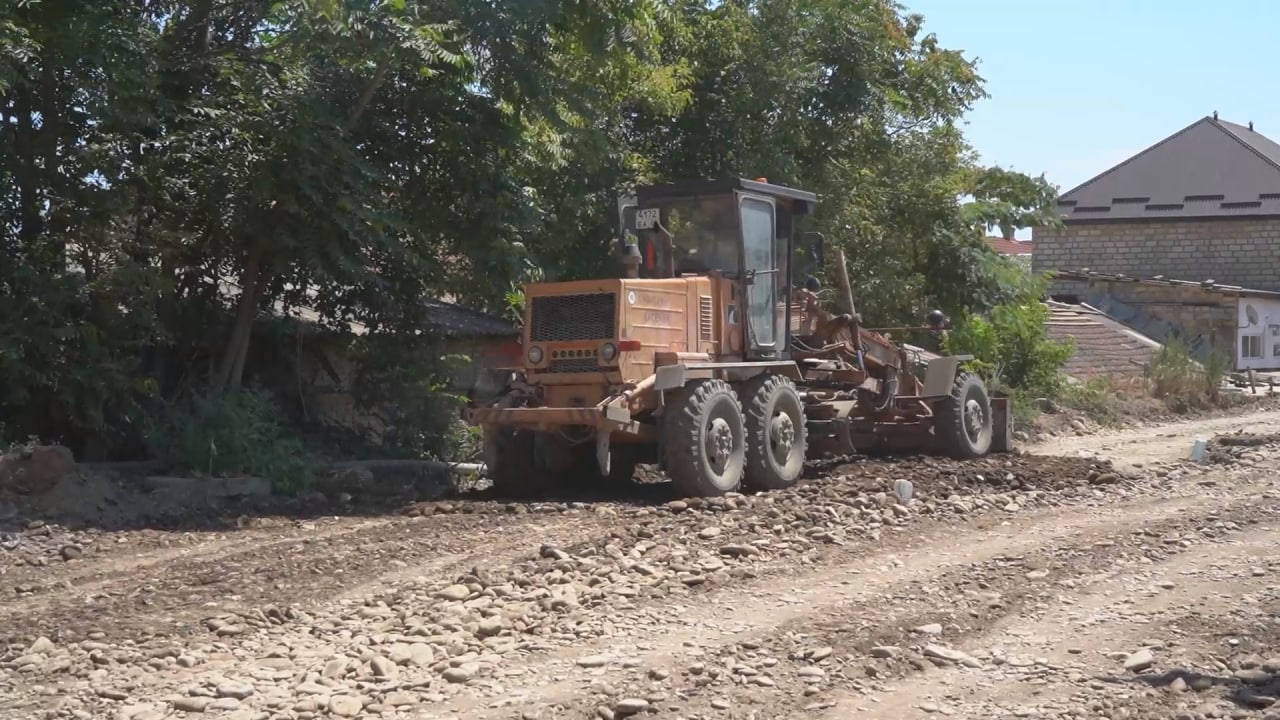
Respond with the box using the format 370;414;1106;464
1033;218;1280;293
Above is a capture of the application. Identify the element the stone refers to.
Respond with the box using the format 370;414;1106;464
435;584;470;601
923;645;981;667
370;656;397;678
1123;649;1155;672
477;616;503;638
577;654;611;668
172;697;211;713
384;692;417;707
442;663;479;683
27;637;56;655
870;646;899;659
216;681;255;700
0;444;75;495
328;695;364;717
613;698;649;716
914;623;943;635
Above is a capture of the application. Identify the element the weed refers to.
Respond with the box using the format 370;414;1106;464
147;389;313;493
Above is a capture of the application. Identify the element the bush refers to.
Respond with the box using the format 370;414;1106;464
1059;376;1126;427
148;389;313;493
1147;338;1229;411
943;301;1074;398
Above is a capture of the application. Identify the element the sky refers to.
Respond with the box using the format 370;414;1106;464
906;0;1280;238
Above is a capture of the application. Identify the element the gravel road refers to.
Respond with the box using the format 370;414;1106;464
2;413;1279;720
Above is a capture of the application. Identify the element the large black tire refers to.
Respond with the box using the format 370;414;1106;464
741;374;807;491
662;379;746;498
482;425;539;495
934;373;994;459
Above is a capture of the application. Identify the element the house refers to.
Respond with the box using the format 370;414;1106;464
986;236;1035;258
1034;113;1280;295
1049;270;1280;372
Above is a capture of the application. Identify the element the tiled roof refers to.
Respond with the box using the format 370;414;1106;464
986;237;1034;255
1056;115;1280;222
1045;301;1161;379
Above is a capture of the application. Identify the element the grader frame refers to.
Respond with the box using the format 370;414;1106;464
469;177;1011;498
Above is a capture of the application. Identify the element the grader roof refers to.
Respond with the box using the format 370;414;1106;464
636;178;818;216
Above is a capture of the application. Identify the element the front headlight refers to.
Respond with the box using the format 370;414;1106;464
527;345;544;364
600;342;618;362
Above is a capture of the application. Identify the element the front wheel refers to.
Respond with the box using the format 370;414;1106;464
662;379;746;498
741;374;807;491
934;373;994;459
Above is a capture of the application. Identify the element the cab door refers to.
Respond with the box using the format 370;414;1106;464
737;192;779;357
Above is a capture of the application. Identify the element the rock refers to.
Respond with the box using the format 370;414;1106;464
442;663;479;683
698;527;722;539
172;697;211;713
0;444;75;495
370;656;397;678
718;544;759;557
323;657;349;678
923;644;981;667
384;692;417;707
914;623;943;635
1235;668;1273;685
870;646;900;659
328;695;365;717
1123;649;1155;672
613;698;649;716
435;584;470;601
28;637;56;655
577;655;611;668
808;647;833;661
215;681;255;700
477;616;503;638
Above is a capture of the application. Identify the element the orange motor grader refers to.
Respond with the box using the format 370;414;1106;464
469;177;1011;498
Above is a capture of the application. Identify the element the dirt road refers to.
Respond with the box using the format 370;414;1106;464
2;410;1279;720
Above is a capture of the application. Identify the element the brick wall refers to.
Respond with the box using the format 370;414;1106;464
1033;218;1280;292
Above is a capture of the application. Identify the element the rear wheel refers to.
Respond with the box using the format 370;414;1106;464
662;379;746;498
741;374;807;491
934;372;993;458
482;425;539;496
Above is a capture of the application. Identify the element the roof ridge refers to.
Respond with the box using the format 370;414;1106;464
1057;116;1213;201
1211;118;1280;175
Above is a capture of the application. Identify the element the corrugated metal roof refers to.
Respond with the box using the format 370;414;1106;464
1056;115;1280;222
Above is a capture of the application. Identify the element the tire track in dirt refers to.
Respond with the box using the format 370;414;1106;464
842;523;1280;719
409;469;1280;719
0;506;617;643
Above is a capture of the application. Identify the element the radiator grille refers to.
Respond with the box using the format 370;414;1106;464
529;293;616;342
698;295;714;341
548;358;600;374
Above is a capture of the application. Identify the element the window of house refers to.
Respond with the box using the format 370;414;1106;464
1241;334;1263;359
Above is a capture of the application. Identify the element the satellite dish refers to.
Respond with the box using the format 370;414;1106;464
1247;304;1259;326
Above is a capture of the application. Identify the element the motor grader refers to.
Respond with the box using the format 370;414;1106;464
469;177;1011;497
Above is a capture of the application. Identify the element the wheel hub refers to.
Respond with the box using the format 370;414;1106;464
964;398;985;439
706;417;734;468
770;412;795;461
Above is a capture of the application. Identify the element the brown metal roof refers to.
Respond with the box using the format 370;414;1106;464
1056;115;1280;222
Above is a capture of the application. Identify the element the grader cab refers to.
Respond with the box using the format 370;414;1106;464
469;177;1011;497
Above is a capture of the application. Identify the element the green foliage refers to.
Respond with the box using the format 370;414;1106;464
149;390;313;493
1059;377;1123;427
1147;338;1229;411
0;0;1068;462
943;301;1074;398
